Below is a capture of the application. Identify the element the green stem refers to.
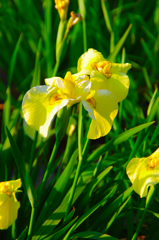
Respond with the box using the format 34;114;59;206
64;103;83;219
82;19;87;52
52;60;60;77
38;140;60;198
29;131;38;174
27;207;37;240
131;185;155;240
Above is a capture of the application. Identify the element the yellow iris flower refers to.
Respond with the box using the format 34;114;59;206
22;71;118;139
0;179;21;229
126;149;159;198
77;48;131;103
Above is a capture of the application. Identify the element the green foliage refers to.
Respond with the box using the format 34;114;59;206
0;0;159;240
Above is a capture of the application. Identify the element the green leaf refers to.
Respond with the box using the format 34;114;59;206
6;127;38;208
33;149;78;236
63;188;117;240
107;24;132;62
31;38;42;88
71;231;118;239
91;186;133;231
87;121;154;163
17;227;28;240
44;217;78;240
8;33;23;86
114;121;154;145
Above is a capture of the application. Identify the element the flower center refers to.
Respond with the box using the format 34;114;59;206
91;61;112;79
147;157;159;170
87;97;96;108
49;93;62;105
0;183;12;196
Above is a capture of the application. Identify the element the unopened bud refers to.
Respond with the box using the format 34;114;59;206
68;11;82;30
55;0;69;21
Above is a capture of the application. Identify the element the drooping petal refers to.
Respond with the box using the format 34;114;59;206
22;86;69;137
106;73;130;102
0;193;20;229
82;90;118;139
77;48;105;72
0;179;21;230
126;156;159;198
39;98;69;137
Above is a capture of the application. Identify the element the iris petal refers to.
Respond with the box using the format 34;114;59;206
22;86;69;137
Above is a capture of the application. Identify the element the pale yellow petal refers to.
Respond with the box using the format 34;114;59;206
126;157;159;198
22;86;69;137
77;49;105;72
45;77;63;87
82;90;118;139
0;193;20;229
39;98;69;137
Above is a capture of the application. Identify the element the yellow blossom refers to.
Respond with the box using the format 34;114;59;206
55;0;69;21
126;149;159;198
77;48;131;103
22;71;118;139
0;179;21;229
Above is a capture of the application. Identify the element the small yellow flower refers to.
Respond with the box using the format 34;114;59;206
0;179;21;229
126;149;159;198
22;71;118;139
55;0;69;21
77;48;131;103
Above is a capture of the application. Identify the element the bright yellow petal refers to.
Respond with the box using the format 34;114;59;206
126;157;159;197
0;193;20;229
77;49;105;72
106;73;130;102
0;179;21;193
111;63;131;74
82;90;118;139
86;70;130;103
0;179;21;230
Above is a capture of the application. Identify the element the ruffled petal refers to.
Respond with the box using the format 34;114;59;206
82;90;118;139
45;77;63;87
126;157;159;198
77;49;105;72
111;63;131;74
